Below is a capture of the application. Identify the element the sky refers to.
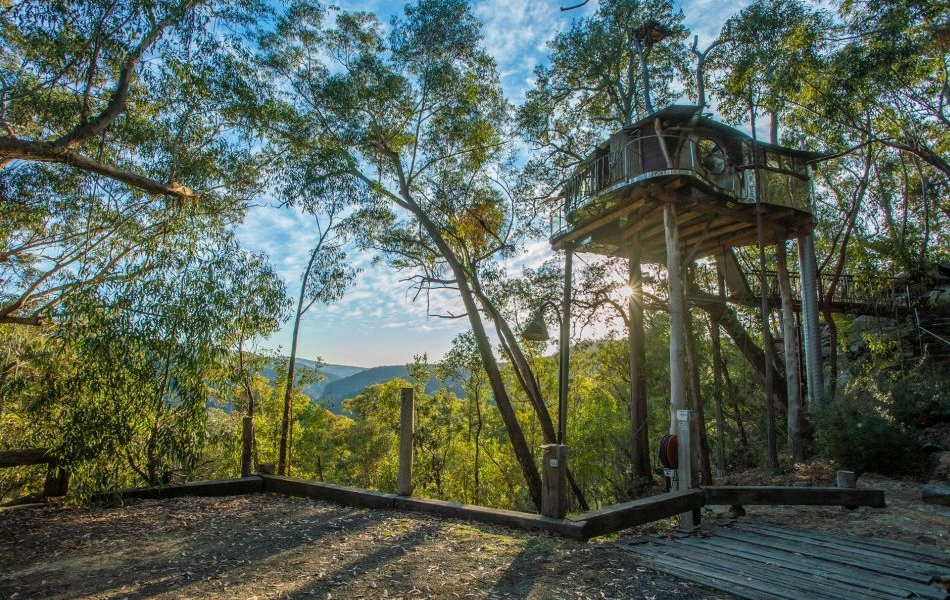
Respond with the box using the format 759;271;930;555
236;0;750;368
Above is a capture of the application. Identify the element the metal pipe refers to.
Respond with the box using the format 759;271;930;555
798;232;824;408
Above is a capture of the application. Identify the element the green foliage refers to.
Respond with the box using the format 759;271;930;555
813;382;919;476
889;367;950;430
711;0;830;133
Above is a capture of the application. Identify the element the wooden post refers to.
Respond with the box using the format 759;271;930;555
241;415;254;478
398;387;415;497
777;242;804;463
712;262;727;477
675;409;701;526
559;248;573;445
43;466;69;497
664;201;687;434
541;444;568;518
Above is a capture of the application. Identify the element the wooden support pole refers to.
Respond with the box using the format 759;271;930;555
777;242;804;463
541;444;568;518
712;261;727;477
398;387;415;497
664;201;687;436
559;248;573;445
665;202;696;526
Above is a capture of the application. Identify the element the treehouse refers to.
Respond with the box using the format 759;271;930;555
543;105;828;518
550;105;820;263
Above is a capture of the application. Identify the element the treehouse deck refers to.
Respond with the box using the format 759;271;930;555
617;521;950;600
550;105;818;263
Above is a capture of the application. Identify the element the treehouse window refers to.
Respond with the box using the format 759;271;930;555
697;138;726;174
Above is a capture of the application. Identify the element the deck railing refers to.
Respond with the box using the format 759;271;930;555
693;263;915;312
553;134;744;238
552;132;812;239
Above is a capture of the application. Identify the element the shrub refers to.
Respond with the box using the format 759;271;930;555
888;365;950;429
813;378;920;476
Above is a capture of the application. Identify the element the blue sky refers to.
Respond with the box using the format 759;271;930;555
237;0;750;368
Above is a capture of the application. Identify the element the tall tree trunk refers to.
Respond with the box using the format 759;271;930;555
684;270;712;485
756;204;780;474
238;341;256;478
776;242;804;462
406;202;543;510
628;243;652;495
277;263;313;476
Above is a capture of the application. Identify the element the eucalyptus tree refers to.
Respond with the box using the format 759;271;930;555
45;230;286;494
711;0;830;143
255;0;553;508
275;154;359;477
799;0;950;181
0;0;272;327
0;0;266;196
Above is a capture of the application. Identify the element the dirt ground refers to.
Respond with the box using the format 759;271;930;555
0;473;947;600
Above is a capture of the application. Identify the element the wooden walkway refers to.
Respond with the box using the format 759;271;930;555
617;522;950;600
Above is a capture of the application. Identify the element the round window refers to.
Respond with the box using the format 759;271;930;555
697;138;726;174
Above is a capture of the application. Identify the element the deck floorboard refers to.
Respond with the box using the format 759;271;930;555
617;522;949;600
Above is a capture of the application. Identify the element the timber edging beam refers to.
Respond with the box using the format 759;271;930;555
81;477;888;541
569;489;706;541
0;448;56;468
259;474;587;540
95;476;264;502
703;486;886;508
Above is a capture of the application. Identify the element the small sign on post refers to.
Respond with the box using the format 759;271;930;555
541;444;568;519
398;387;415;497
676;410;700;527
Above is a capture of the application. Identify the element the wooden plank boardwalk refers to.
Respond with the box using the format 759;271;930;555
617;522;950;600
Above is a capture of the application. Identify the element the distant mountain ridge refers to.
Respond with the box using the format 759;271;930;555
265;358;463;414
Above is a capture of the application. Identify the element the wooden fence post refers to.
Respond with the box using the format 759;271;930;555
398;387;415;496
241;415;254;478
541;444;568;518
676;410;701;526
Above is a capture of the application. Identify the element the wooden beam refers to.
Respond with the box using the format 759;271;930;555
618;202;661;242
0;448;55;468
703;486;885;508
262;475;398;510
260;474;586;539
97;477;265;501
553;192;650;249
393;496;584;539
572;489;706;540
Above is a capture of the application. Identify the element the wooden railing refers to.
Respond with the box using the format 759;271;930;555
0;447;69;500
553;134;746;238
693;263;915;313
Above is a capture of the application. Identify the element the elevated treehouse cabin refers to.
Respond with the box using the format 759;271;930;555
551;105;817;262
548;105;825;506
